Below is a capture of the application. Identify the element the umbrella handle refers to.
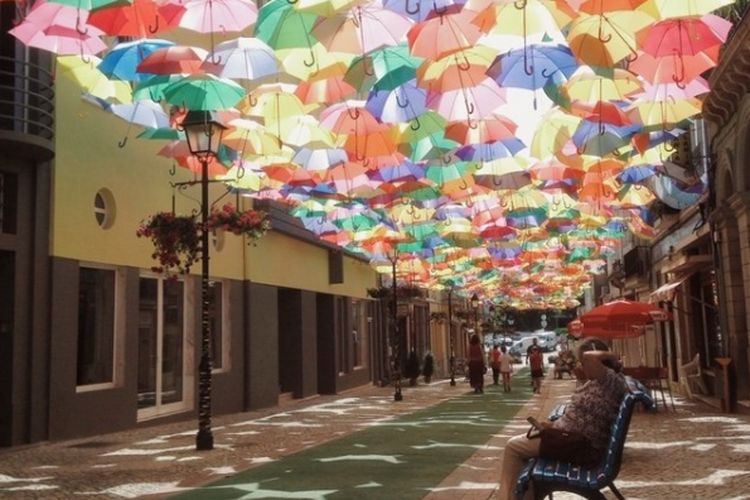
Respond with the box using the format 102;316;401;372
513;0;527;9
443;153;453;164
456;56;471;71
540;68;555;79
169;163;176;176
303;50;316;68
347;107;361;120
247;94;258;107
210;52;223;65
493;178;503;187
523;51;533;76
363;58;375;76
464;100;475;116
286;0;299;4
410;116;421;131
118;136;128;148
76;14;89;35
663;141;675;153
396;93;410;108
458;179;468;190
576;143;586;155
598;121;606;136
466;117;478;129
405;0;420;15
597;20;611;43
148;16;160;34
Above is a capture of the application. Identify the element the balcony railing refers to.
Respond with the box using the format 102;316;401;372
0;55;54;158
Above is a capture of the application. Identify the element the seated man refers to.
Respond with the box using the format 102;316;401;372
498;338;628;500
553;348;576;379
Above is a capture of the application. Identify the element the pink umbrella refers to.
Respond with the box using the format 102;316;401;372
407;5;483;60
10;21;107;56
173;0;258;33
633;77;711;101
311;3;413;55
319;101;387;135
426;77;506;124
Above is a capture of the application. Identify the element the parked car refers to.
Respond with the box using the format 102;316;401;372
536;332;560;352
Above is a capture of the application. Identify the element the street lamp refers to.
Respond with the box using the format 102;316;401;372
181;110;228;451
470;293;479;337
448;286;455;386
387;250;402;402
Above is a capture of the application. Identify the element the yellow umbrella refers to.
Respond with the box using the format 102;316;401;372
567;11;654;66
293;0;365;17
530;108;582;160
564;67;642;103
217;164;269;193
277;115;335;148
276;43;355;81
471;0;573;36
639;0;734;19
613;184;656;208
627;98;702;127
57;55;132;103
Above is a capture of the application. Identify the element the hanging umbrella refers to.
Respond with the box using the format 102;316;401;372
10;17;107;56
564;68;642;103
629;49;720;85
407;5;483;60
567;11;654;66
311;3;413;55
426;77;507;124
383;0;466;22
255;0;319;52
366;79;427;123
293;62;357;105
200;37;279;80
416;45;497;92
444;114;517;145
172;0;258;33
98;38;175;81
487;44;576;91
454;137;524;161
46;0;129;11
136;45;209;74
345;43;423;93
627;97;702;128
162;74;246;110
88;0;178;37
57;55;132;102
638;0;734;20
293;0;364;16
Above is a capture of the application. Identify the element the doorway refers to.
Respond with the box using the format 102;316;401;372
137;276;188;419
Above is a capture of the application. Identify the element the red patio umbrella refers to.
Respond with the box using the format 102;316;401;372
570;299;671;339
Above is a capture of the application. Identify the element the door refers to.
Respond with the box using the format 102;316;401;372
0;250;14;446
137;276;187;418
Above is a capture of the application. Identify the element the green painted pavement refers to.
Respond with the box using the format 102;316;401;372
177;369;534;500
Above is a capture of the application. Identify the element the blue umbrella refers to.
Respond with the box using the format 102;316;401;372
572;121;639;157
98;39;174;82
382;0;467;22
487;45;577;91
366;79;427;123
617;165;656;184
454;138;525;161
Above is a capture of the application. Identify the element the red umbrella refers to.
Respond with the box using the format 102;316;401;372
136;45;208;75
88;0;177;37
572;299;671;339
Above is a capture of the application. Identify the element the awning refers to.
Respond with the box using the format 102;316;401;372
649;278;686;303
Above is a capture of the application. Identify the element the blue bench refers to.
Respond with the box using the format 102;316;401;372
515;384;655;499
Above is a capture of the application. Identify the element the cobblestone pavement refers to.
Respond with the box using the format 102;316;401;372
1;374;749;499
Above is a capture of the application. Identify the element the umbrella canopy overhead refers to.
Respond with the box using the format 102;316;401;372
20;0;738;307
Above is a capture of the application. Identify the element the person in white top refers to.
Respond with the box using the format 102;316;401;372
498;345;514;393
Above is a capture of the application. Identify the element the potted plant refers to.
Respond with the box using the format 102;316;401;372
136;212;200;276
422;352;434;384
404;350;421;386
207;203;270;244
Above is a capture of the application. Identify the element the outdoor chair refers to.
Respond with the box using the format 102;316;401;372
678;353;708;399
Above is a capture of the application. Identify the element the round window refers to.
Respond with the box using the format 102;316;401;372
94;189;115;229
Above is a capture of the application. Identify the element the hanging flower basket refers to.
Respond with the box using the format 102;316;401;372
136;212;200;276
367;285;424;300
207;204;270;245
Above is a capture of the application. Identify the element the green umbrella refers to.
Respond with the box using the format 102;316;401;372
137;127;181;140
133;75;183;102
255;0;319;50
346;44;422;93
163;75;245;111
47;0;130;11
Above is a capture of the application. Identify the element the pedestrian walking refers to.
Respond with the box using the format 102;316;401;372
490;345;502;385
529;346;544;393
498;345;514;392
468;334;486;394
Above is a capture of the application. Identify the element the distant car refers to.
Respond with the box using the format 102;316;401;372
536;332;559;352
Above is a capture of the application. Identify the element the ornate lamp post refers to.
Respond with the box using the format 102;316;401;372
387;250;402;401
181;110;227;451
470;293;479;338
448;286;455;386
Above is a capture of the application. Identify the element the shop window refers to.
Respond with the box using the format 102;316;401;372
77;267;116;387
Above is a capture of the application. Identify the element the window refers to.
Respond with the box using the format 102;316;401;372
0;171;17;235
94;189;115;229
77;267;116;387
207;280;229;371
